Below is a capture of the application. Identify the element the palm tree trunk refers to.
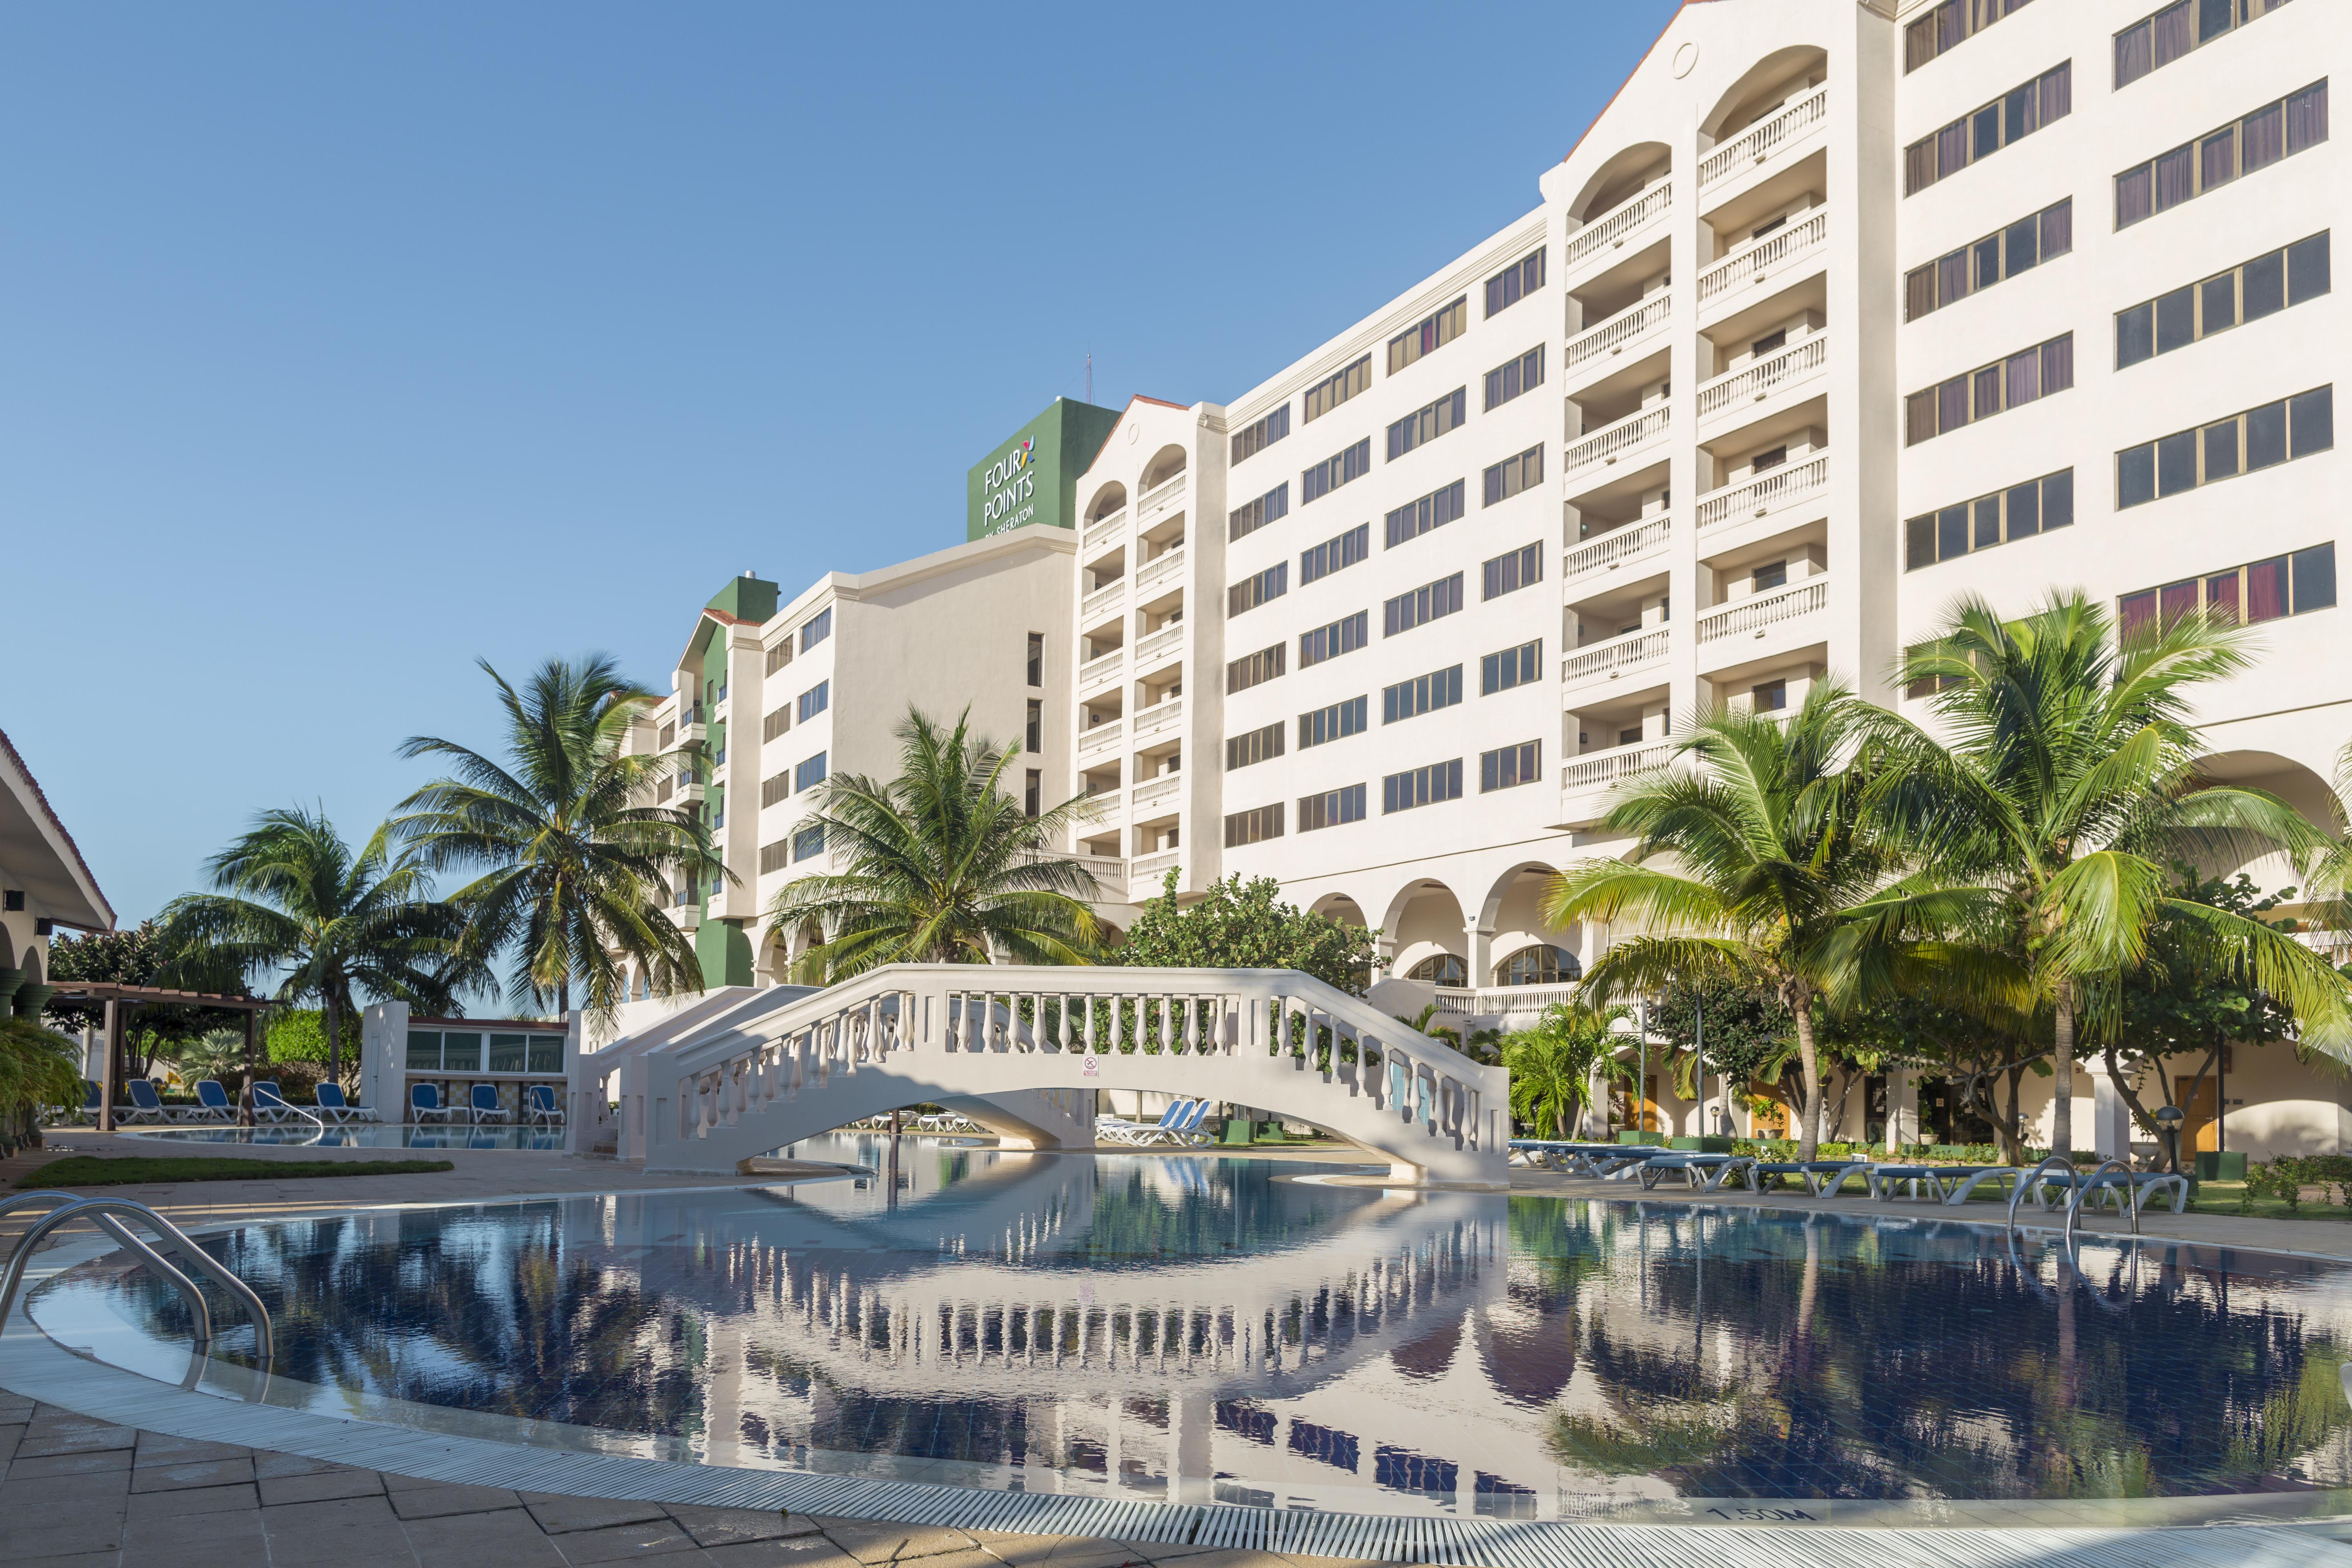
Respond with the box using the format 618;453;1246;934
559;980;571;1017
2051;984;2075;1158
1791;991;1824;1161
325;994;341;1086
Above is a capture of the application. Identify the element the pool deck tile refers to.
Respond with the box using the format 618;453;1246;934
666;1504;822;1546
520;1490;678;1533
390;1481;532;1519
546;1516;706;1561
126;1455;256;1492
404;1507;570;1566
813;1519;985;1562
258;1463;391;1504
9;1445;133;1477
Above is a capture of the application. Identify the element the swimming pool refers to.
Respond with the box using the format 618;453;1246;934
27;1136;2352;1527
124;1123;570;1151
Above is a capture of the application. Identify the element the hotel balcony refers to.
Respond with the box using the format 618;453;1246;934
1697;576;1829;670
1561;625;1670;694
1136;471;1187;524
1082;507;1129;551
1129;851;1180;900
1563;292;1671;384
1558;739;1673;827
1697;208;1828;324
1078;716;1125;758
1563;181;1671;277
1561;403;1670;485
1132;695;1184;742
1697;82;1828;200
1695;450;1829;532
1135;544;1187;595
1129;773;1182;815
1563;515;1672;586
1132;618;1185;667
1079;646;1125;694
1081;576;1127;624
1696;332;1829;438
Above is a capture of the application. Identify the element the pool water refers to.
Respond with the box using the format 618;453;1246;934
124;1123;568;1152
33;1136;2352;1522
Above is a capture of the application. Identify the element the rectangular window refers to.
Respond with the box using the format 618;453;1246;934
1904;333;2073;445
2116;386;2333;508
1484;249;1546;317
1024;769;1040;820
797;681;829;722
764;641;793;675
1482;543;1542;600
1384;480;1466;548
1388;298;1468;375
1298;783;1368;832
1483;346;1545;411
1904;198;2073;321
799;608;832;652
759;839;790;875
1479;740;1541;793
793;822;826;862
1905;62;2071;194
2116;81;2327;228
1382;665;1464;725
1227;642;1286;693
1298;695;1369;749
1302;439;1372;504
1223;803;1284;848
1384;573;1464;636
1303;357;1371;423
1228;482;1291;543
1906;0;2038;73
1904;469;2074;570
1299;611;1369;668
762;707;791;742
1301;523;1370;585
760;771;792;808
1483;444;1543;506
1387;388;1467;461
2117;232;2330;368
1026;632;1044;687
1225;722;1286;771
1232;404;1291;463
1025;699;1042;753
2120;543;2336;634
1480;639;1541;694
2117;0;2293;89
1382;759;1464;814
1228;562;1289;617
794;752;828;793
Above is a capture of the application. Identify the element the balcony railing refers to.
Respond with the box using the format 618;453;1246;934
1131;774;1181;812
1078;717;1125;755
1561;740;1674;793
1082;508;1128;548
1698;209;1828;305
1564;516;1672;581
1698;83;1829;189
1134;620;1185;665
1697;332;1829;421
1565;183;1672;269
1698;577;1828;643
1134;697;1184;739
1565;292;1671;371
1137;472;1187;519
1562;626;1670;685
1079;648;1125;689
1021;849;1127;890
1136;545;1187;592
1695;452;1829;530
1436;982;1584;1022
1562;403;1670;476
1082;578;1127;620
1130;851;1179;885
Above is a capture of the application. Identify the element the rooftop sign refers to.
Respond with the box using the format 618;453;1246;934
966;398;1122;543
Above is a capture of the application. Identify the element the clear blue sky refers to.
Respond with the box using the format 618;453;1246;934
4;1;1679;926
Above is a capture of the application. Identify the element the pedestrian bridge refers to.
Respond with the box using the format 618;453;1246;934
568;964;1509;1185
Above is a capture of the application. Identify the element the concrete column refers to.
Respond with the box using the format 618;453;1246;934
1468;926;1495;990
1884;1067;1917;1152
2086;1062;2132;1160
1170;1390;1213;1504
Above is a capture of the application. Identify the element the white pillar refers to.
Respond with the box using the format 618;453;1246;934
2086;1061;2132;1160
1885;1067;1918;1152
1467;925;1495;991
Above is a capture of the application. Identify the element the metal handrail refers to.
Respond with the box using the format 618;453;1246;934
2065;1158;2143;1245
2007;1154;2076;1234
0;1191;275;1361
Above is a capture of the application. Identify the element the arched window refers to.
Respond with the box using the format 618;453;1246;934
1497;945;1580;986
1407;953;1467;986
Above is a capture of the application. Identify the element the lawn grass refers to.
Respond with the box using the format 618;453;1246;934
21;1156;455;1188
2186;1179;2352;1221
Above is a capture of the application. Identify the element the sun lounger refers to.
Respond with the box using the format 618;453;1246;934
71;1081;100;1125
250;1080;303;1123
312;1083;377;1124
1750;1160;1874;1195
1637;1152;1759;1192
1132;1100;1213;1147
410;1083;457;1124
1099;1100;1192;1146
2034;1165;2191;1217
468;1084;512;1124
120;1078;170;1125
523;1085;564;1127
185;1080;236;1123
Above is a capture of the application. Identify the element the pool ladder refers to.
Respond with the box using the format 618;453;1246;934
0;1190;274;1362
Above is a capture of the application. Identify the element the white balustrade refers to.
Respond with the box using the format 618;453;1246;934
1079;649;1125;690
1134;621;1185;665
1136;545;1187;592
1137;472;1187;518
1561;626;1669;685
1561;403;1670;476
1697;577;1828;643
1560;741;1674;793
1563;516;1671;581
1130;774;1181;812
1082;578;1127;620
1134;697;1184;738
1564;183;1671;268
1565;292;1671;370
1078;717;1125;755
1696;332;1829;420
1082;508;1128;548
1435;982;1585;1021
1697;209;1828;305
1698;84;1829;188
1695;452;1830;530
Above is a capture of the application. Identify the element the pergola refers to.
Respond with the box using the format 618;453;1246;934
47;983;275;1132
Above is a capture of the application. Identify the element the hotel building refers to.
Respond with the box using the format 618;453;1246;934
637;0;2345;1155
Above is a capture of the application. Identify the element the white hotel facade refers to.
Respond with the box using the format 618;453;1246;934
629;0;2345;1155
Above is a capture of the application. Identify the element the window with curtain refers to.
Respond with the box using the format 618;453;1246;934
2117;387;2333;507
2120;544;2335;635
2117;232;2330;368
1906;334;2075;445
2116;81;2327;228
1905;470;2075;570
2117;0;2295;90
1906;63;2071;194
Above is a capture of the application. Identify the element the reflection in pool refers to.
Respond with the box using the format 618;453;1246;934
36;1134;2352;1521
123;1123;569;1152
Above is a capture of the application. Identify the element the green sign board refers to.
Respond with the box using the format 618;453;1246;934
966;397;1123;543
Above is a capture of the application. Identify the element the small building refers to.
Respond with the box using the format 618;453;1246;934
359;1001;576;1120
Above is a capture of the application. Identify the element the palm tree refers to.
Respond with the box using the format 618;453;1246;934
1541;681;1892;1159
0;1016;82;1151
1503;1001;1637;1140
395;656;721;1017
770;706;1102;982
1867;592;2350;1155
158;806;469;1082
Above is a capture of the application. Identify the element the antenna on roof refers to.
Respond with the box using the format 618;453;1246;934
1085;348;1092;404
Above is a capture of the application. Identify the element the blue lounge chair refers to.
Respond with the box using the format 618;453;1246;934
1753;1158;1875;1195
1136;1099;1212;1147
313;1083;377;1124
410;1083;456;1124
1100;1100;1191;1145
121;1078;169;1125
1636;1152;1760;1192
468;1083;512;1125
187;1079;236;1123
72;1080;100;1125
250;1080;298;1123
523;1085;563;1127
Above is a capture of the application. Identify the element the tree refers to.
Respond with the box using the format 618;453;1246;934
1503;1002;1636;1139
1871;592;2350;1155
396;655;721;1016
1828;992;2047;1162
1644;975;1795;1129
1125;873;1377;995
158;806;469;1084
1543;680;1895;1158
768;706;1103;982
45;920;247;1076
0;1016;81;1150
